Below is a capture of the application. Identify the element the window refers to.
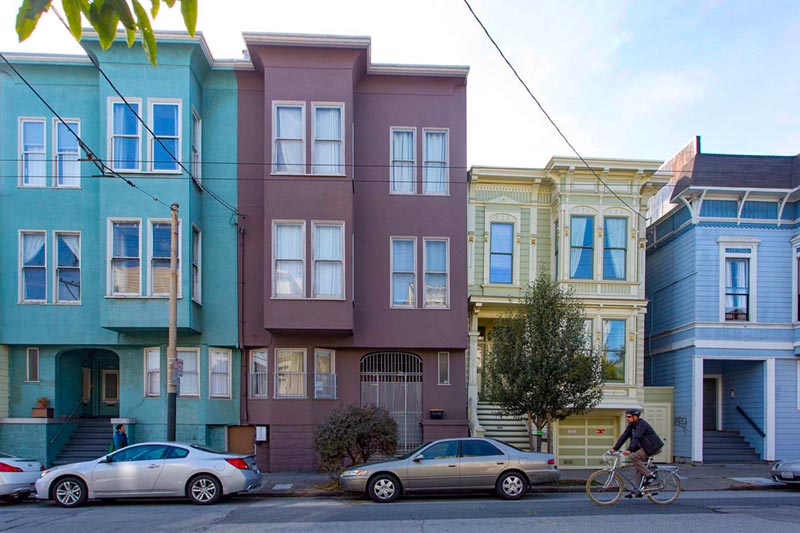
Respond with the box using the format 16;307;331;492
150;221;175;296
391;238;416;307
20;119;45;186
192;227;201;303
570;215;594;279
110;221;140;295
274;222;305;297
423;129;448;194
102;370;119;403
314;349;336;399
26;348;39;382
178;348;199;397
111;100;141;170
420;440;458;460
390;128;415;193
313;223;344;298
554;220;559;278
438;352;450;385
150;102;180;171
583;319;594;351
273;103;304;173
275;348;306;398
461;440;502;458
20;231;46;302
249;350;268;399
602;319;625;382
312;104;343;174
725;257;750;321
424;239;448;307
144;347;160;397
111;445;167;462
55;120;80;187
191;111;201;181
209;348;231;399
719;240;758;322
489;223;513;284
55;232;80;303
165;446;190;459
603;218;627;280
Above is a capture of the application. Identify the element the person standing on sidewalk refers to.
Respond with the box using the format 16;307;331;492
610;409;664;498
113;424;129;451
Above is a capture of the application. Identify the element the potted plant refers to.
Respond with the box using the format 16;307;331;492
32;396;53;418
429;408;444;420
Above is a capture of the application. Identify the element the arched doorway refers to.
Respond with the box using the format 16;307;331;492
56;349;120;418
360;352;422;452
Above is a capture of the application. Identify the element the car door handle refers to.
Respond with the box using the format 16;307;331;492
147;464;161;469
496;462;506;465
448;464;457;468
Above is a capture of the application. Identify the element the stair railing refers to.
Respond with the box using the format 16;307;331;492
735;405;766;438
49;399;84;445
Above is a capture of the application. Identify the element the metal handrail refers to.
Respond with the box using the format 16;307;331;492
735;405;766;438
49;399;83;445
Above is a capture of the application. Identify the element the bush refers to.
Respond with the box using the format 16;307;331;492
314;404;398;478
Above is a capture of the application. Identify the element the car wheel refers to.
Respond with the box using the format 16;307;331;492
496;471;528;500
53;477;88;508
188;474;222;505
368;474;401;503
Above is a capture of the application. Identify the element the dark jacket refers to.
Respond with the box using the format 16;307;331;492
613;418;664;456
113;430;128;450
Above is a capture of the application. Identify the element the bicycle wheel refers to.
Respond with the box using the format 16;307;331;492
645;469;681;505
586;469;624;506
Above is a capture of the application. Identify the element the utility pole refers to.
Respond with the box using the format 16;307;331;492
167;203;179;441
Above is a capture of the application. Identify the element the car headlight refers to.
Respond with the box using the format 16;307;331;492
41;468;59;478
341;469;368;478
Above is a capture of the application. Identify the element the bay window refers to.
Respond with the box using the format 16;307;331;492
570;215;594;279
111;100;141;171
423;129;448;194
313;223;344;298
150;102;180;171
312;105;343;174
273;103;304;173
489;223;514;284
603;218;627;280
424;239;448;307
391;238;416;307
602;319;625;382
274;222;305;297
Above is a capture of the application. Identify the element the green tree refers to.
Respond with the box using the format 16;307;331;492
16;0;197;65
484;272;603;453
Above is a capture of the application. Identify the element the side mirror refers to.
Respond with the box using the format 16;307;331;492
413;454;424;462
101;455;112;463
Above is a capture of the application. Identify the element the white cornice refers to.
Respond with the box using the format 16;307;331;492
547;156;663;172
0;52;91;65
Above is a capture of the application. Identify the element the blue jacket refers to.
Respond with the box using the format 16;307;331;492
113;430;128;450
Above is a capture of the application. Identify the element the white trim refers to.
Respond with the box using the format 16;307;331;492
101;369;120;403
107;97;142;172
311;221;345;299
272;220;306;298
52;118;81;188
249;348;269;399
19;230;47;303
271;101;306;175
191;225;202;304
692;357;703;462
54;231;81;304
147;98;182;173
793;238;800;323
147;218;182;298
695;339;794;350
208;347;232;399
191;109;202;183
144;347;161;398
718;237;759;323
313;349;337;399
422;128;449;195
765;358;776;460
437;351;451;385
177;347;200;398
704;373;723;431
423;237;450;309
484;212;521;286
389;126;417;195
25;347;39;383
18;117;46;187
390;236;417;309
310;102;345;175
107;218;142;297
274;348;308;399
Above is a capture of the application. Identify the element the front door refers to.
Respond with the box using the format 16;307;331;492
703;378;718;430
92;444;167;496
406;440;460;490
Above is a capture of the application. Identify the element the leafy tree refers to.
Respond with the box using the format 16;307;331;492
484;272;603;453
314;404;398;479
16;0;197;65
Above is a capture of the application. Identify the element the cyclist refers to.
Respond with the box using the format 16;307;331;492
609;409;664;498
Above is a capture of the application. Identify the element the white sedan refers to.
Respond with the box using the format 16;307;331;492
0;452;44;503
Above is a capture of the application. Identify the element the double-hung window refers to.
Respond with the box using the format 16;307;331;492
249;349;268;399
312;104;343;174
602;319;625;382
725;256;750;321
192;226;201;303
423;129;448;194
150;102;180;171
390;128;415;193
110;220;140;296
274;222;305;297
209;348;231;399
26;348;39;382
391;238;416;307
191;111;201;181
150;221;174;296
55;232;80;303
20;119;46;187
275;348;306;398
489;223;514;284
313;223;344;298
20;231;46;302
314;349;336;399
570;215;594;279
144;347;160;397
424;239;448;307
178;348;199;397
719;240;758;322
273;103;304;173
111;100;140;171
603;218;627;280
55;120;80;187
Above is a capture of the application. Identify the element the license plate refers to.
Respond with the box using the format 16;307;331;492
782;472;795;480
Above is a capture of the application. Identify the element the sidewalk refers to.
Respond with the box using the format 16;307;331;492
251;462;791;497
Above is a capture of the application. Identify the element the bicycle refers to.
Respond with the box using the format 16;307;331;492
585;451;681;506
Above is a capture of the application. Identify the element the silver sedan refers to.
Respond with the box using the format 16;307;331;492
36;442;261;507
340;437;559;502
1;452;44;502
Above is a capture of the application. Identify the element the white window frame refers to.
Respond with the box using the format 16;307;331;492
311;102;345;175
147;98;182;173
147;218;181;298
108;97;142;172
422;127;449;195
177;347;200;398
107;218;142;297
274;348;307;399
26;347;39;383
271;101;306;175
390;236;417;309
249;349;269;399
272;220;306;298
209;348;232;399
423;237;449;308
101;369;120;403
602;216;629;281
19;117;46;187
191;225;202;304
437;351;450;385
314;349;337;399
718;237;759;323
54;231;81;305
53;118;81;188
19;230;47;303
389;126;416;195
191;109;202;183
791;236;800;323
601;317;628;384
144;347;160;398
312;221;345;299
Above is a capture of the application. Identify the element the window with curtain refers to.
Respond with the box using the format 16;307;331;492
602;319;625;382
191;112;201;181
21;232;46;302
111;101;140;170
391;129;415;193
424;239;448;307
192;227;201;303
314;349;336;399
145;347;160;397
209;349;231;398
150;222;173;296
570;215;594;279
178;348;199;397
438;352;450;385
725;257;750;321
313;105;343;174
313;223;343;298
56;233;80;303
423;130;447;194
26;348;39;382
21;119;45;187
249;350;268;399
391;238;416;307
274;223;304;296
489;223;514;283
603;217;627;280
111;221;140;295
151;102;179;171
56;120;80;187
274;104;304;173
276;348;306;398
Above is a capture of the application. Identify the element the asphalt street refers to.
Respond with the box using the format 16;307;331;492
0;491;798;532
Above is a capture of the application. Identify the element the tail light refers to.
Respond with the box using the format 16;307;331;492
225;458;250;470
0;462;23;473
547;459;555;465
40;465;46;471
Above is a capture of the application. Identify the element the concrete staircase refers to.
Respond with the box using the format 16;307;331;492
703;430;763;463
477;402;534;451
53;418;113;466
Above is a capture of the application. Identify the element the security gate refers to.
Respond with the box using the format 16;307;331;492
360;352;423;453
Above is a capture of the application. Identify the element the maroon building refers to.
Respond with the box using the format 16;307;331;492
236;34;469;471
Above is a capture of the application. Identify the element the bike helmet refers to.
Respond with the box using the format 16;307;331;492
625;409;641;417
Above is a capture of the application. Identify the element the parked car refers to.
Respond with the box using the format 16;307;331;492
770;459;800;486
1;452;44;503
340;437;559;502
36;442;261;507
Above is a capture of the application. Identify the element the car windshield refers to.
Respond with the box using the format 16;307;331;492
190;444;228;455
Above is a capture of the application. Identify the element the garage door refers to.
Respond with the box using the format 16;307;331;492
556;415;619;468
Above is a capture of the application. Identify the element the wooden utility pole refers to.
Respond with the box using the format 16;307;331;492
167;203;179;441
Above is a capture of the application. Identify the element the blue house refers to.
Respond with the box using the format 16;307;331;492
645;137;800;463
0;32;241;465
